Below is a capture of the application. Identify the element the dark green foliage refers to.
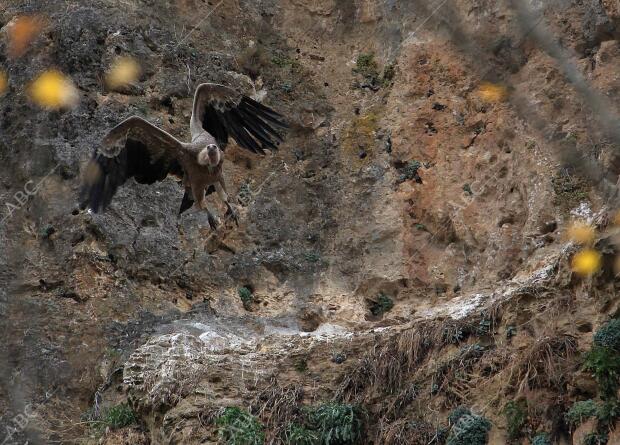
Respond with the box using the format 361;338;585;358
446;412;492;445
353;54;379;81
583;346;620;399
399;160;422;182
272;53;294;67
443;324;467;344
596;399;620;429
415;223;427;231
307;403;365;445
82;402;137;433
504;400;527;441
477;318;492;336
434;426;449;443
462;184;473;195
102;403;137;430
304;252;321;263
583;432;608;445
238;287;254;310
237;182;253;206
284;423;319;445
331;352;347;364
593;319;620;352
369;293;394;317
295;358;308;373
552;169;588;210
506;326;517;339
531;432;551;445
216;407;265;445
448;406;472;426
565;400;598;428
281;81;293;94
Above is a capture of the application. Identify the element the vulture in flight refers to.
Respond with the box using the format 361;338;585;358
79;83;288;229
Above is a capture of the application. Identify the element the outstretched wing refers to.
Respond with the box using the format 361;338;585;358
190;83;288;154
80;116;185;213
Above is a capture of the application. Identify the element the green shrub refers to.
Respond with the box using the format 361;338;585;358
238;287;254;310
216;407;265;445
565;400;598;428
583;432;608;445
353;54;379;81
506;326;517;339
399;160;422;182
237;182;253;206
551;170;588;210
584;346;620;399
308;403;364;445
102;403;137;429
531;432;551;445
295;358;308;373
369;293;394;317
477;318;492;336
272;53;294;68
446;412;491;445
285;423;319;445
594;319;620;352
504;400;527;441
448;406;471;426
596;399;620;429
304;252;321;263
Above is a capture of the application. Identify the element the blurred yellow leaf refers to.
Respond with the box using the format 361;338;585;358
477;82;508;103
613;210;620;226
0;71;7;96
28;70;79;109
572;249;602;277
566;221;596;245
106;57;141;89
7;15;46;58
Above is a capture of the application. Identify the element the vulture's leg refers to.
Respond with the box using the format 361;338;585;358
215;178;238;226
194;186;219;230
178;188;194;215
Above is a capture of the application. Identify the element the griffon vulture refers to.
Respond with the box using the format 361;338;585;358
79;83;288;229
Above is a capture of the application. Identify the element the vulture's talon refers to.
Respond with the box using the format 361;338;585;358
207;212;219;230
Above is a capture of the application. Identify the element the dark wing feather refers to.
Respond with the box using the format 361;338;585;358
80;116;184;213
190;83;288;154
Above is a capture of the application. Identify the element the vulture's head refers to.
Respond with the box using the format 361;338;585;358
198;144;221;167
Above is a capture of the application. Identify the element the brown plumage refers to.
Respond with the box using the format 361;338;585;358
79;83;288;229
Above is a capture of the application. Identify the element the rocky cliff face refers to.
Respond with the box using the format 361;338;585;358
1;0;619;444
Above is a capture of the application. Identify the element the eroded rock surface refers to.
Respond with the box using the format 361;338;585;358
0;0;619;443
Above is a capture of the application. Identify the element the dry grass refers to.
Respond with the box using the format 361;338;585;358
337;323;437;401
384;384;419;419
508;333;578;393
251;380;304;440
336;354;376;401
396;328;431;370
376;417;443;445
101;428;149;445
431;343;486;406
